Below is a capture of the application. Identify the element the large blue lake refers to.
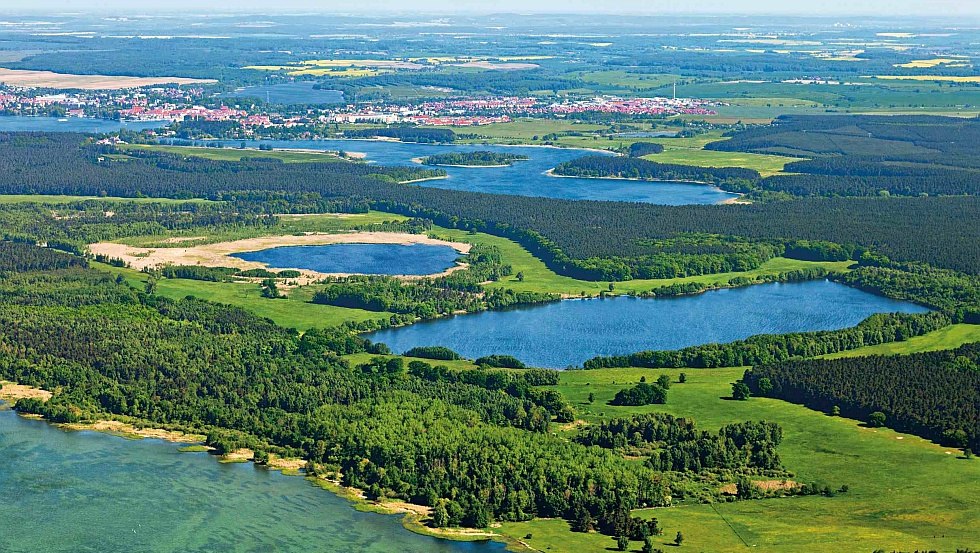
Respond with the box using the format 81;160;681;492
365;280;930;368
231;243;461;275
0;116;167;133
217;138;739;204
219;82;345;105
0;409;503;553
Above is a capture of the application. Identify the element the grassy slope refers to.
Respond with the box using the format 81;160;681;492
430;227;851;296
499;365;980;553
823;323;980;359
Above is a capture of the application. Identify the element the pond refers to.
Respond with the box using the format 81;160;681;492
217;138;739;205
230;243;462;275
0;409;503;553
0;116;168;133
219;82;345;105
365;280;930;368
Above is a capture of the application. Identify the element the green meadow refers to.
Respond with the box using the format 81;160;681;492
499;361;980;553
430;227;851;296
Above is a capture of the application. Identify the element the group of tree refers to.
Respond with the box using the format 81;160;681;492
421;151;528;166
0;242;670;532
311;244;556;318
552;155;760;191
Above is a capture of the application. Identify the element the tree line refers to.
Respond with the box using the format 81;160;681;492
742;342;980;452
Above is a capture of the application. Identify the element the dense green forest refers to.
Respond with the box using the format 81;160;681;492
1;133;978;277
0;241;788;535
715;115;980;198
742;342;980;452
343;127;456;143
312;244;556;318
552;155;760;190
421;151;529;166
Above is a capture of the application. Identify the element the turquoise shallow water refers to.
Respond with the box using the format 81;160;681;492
366;280;931;368
0;409;504;553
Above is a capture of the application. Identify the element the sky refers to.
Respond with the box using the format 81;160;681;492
7;0;980;17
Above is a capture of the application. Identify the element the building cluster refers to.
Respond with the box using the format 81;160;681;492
0;83;716;129
0;85;205;118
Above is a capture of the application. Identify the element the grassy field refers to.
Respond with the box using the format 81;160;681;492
498;364;980;552
91;261;389;330
443;118;611;146
119;143;346;164
633;131;798;176
430;227;851;296
0;194;215;204
823;323;980;359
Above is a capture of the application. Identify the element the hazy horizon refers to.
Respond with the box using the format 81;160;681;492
3;0;980;18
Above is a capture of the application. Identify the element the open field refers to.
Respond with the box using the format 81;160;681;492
119;144;349;164
430;227;851;296
498;364;980;552
443;118;611;145
822;323;980;358
643;143;797;176
0;68;214;89
92;261;390;330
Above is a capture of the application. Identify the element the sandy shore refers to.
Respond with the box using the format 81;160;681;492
0;68;214;90
90;232;472;283
0;381;53;403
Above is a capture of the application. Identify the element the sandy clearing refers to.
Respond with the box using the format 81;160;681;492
90;232;472;283
60;419;205;443
0;68;215;89
0;381;53;402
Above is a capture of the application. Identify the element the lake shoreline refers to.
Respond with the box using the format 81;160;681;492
89;232;472;285
0;397;515;549
410;156;512;168
544;168;743;203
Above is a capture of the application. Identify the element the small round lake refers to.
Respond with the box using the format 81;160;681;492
230;243;461;275
0;409;504;553
365;280;930;368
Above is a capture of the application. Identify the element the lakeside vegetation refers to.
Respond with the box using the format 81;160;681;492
420;151;529;167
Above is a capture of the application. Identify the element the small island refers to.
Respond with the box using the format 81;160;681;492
419;151;530;167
